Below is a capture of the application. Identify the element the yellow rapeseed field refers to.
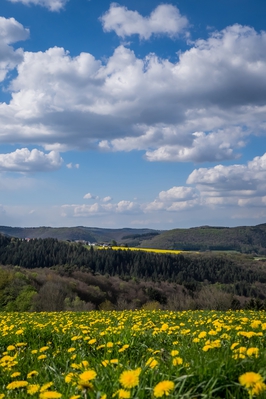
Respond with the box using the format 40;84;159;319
0;310;266;398
98;246;183;255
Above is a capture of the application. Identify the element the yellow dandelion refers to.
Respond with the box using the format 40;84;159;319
172;357;183;366
78;369;97;389
113;389;130;398
153;380;174;397
39;392;62;399
119;368;141;389
27;384;40;395
27;370;39;379
39;346;49;352
239;372;266;396
146;357;158;369
68;348;76;353
7;345;16;351
11;372;21;378
38;354;47;360
7;381;28;390
65;372;75;383
246;348;259;358
0;394;4;399
170;350;179;357
40;382;53;392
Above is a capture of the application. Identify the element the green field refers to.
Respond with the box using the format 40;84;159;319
1;310;266;398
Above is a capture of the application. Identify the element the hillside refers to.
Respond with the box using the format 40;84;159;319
139;223;266;254
1;234;266;311
0;226;159;244
1;223;266;253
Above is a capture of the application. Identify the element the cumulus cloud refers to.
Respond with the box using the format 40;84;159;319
0;17;29;82
83;193;99;200
144;186;199;213
62;199;139;217
0;148;63;172
187;153;266;190
66;163;79;169
158;186;197;202
100;3;188;40
7;0;69;11
102;196;112;203
0;25;266;162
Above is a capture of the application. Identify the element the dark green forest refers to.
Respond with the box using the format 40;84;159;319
0;234;266;312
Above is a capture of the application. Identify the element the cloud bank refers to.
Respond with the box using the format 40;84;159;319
0;22;265;163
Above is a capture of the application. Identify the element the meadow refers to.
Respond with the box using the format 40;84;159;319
0;310;266;398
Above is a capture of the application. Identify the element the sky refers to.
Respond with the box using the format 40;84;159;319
0;0;266;229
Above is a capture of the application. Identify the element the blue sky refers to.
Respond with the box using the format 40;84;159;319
0;0;266;229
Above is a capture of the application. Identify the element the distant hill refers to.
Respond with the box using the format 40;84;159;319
2;223;266;253
139;223;266;254
0;226;160;245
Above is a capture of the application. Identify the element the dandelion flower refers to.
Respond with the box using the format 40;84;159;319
39;392;62;398
78;370;97;389
27;384;40;395
153;380;174;397
119;368;141;389
11;372;21;378
27;370;39;379
7;381;28;390
239;372;266;396
113;389;130;398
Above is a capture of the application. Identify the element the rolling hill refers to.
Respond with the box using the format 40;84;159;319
1;223;266;253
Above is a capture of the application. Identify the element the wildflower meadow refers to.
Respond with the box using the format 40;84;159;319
0;310;266;398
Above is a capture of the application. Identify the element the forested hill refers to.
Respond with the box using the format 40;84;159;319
0;226;159;244
139;223;266;254
0;234;266;294
1;223;266;253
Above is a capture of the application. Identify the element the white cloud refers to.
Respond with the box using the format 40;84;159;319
0;25;266;162
0;17;29;82
158;186;197;202
66;162;79;169
100;3;188;40
62;199;139;217
7;0;69;11
83;193;93;199
83;193;99;200
144;186;199;213
0;148;63;172
187;153;266;191
102;196;112;202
